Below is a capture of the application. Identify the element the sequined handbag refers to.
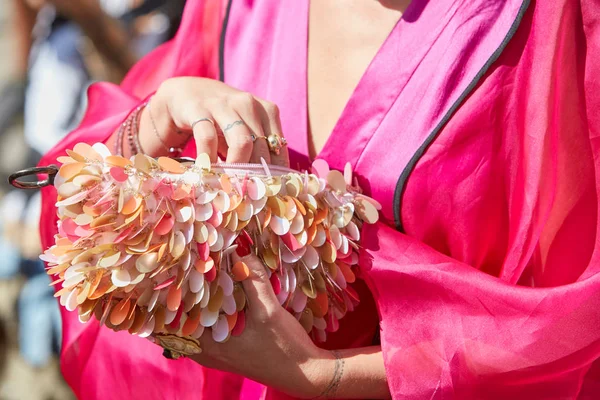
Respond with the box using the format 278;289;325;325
10;142;380;359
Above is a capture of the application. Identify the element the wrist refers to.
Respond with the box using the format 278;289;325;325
294;348;337;399
138;95;190;157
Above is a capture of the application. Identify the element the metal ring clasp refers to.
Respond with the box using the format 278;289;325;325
8;165;59;189
173;157;195;164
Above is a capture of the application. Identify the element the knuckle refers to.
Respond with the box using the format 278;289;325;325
158;77;186;96
157;78;174;94
263;306;282;322
264;101;280;119
229;91;256;107
193;128;216;143
241;254;267;273
183;100;204;117
236;135;255;151
229;139;253;153
251;265;269;281
255;306;278;324
206;97;228;111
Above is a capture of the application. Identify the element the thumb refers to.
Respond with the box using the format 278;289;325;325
231;234;279;314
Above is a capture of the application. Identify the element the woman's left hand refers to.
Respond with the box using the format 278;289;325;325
189;246;333;399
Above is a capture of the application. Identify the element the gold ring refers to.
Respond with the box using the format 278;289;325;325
266;134;283;155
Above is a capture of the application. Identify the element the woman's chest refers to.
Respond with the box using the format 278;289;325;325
306;0;404;159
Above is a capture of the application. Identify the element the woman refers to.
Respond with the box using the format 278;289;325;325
38;0;600;398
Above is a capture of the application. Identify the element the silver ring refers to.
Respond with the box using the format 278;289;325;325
191;117;215;130
250;133;257;142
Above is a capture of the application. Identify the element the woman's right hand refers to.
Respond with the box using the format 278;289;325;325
137;77;289;167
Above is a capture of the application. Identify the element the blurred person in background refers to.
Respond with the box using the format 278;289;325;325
23;0;186;157
0;0;30;139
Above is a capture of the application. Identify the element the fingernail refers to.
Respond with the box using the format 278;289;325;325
234;235;251;257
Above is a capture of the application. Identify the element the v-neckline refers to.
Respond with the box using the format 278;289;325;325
225;0;530;226
301;1;415;165
237;0;465;171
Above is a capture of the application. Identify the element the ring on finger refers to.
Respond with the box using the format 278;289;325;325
269;134;287;147
264;134;285;155
191;117;215;130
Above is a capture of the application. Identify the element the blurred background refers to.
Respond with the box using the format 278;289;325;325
0;1;185;398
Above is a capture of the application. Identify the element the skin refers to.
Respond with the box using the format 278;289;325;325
107;1;412;398
24;0;136;78
13;0;37;79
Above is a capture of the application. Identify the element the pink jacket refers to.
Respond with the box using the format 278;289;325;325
39;0;600;398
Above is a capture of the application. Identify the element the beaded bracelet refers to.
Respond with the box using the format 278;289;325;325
127;104;146;155
114;123;125;156
114;117;128;156
114;103;146;156
117;99;192;158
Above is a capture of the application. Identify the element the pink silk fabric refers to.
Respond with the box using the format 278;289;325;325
38;0;600;398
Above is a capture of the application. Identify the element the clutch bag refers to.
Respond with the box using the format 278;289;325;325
37;143;380;358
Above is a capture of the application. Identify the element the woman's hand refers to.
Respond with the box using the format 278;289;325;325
137;77;289;166
189;244;334;399
184;244;391;399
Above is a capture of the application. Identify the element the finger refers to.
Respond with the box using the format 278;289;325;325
227;92;271;164
256;98;289;167
178;102;219;162
210;106;256;164
191;114;219;163
230;250;278;315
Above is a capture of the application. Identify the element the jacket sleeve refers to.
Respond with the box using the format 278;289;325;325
364;0;600;398
362;221;600;399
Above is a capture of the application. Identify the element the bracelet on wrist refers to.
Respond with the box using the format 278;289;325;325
114;120;126;156
128;104;145;154
114;103;146;156
147;97;190;157
115;98;192;158
313;350;345;399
